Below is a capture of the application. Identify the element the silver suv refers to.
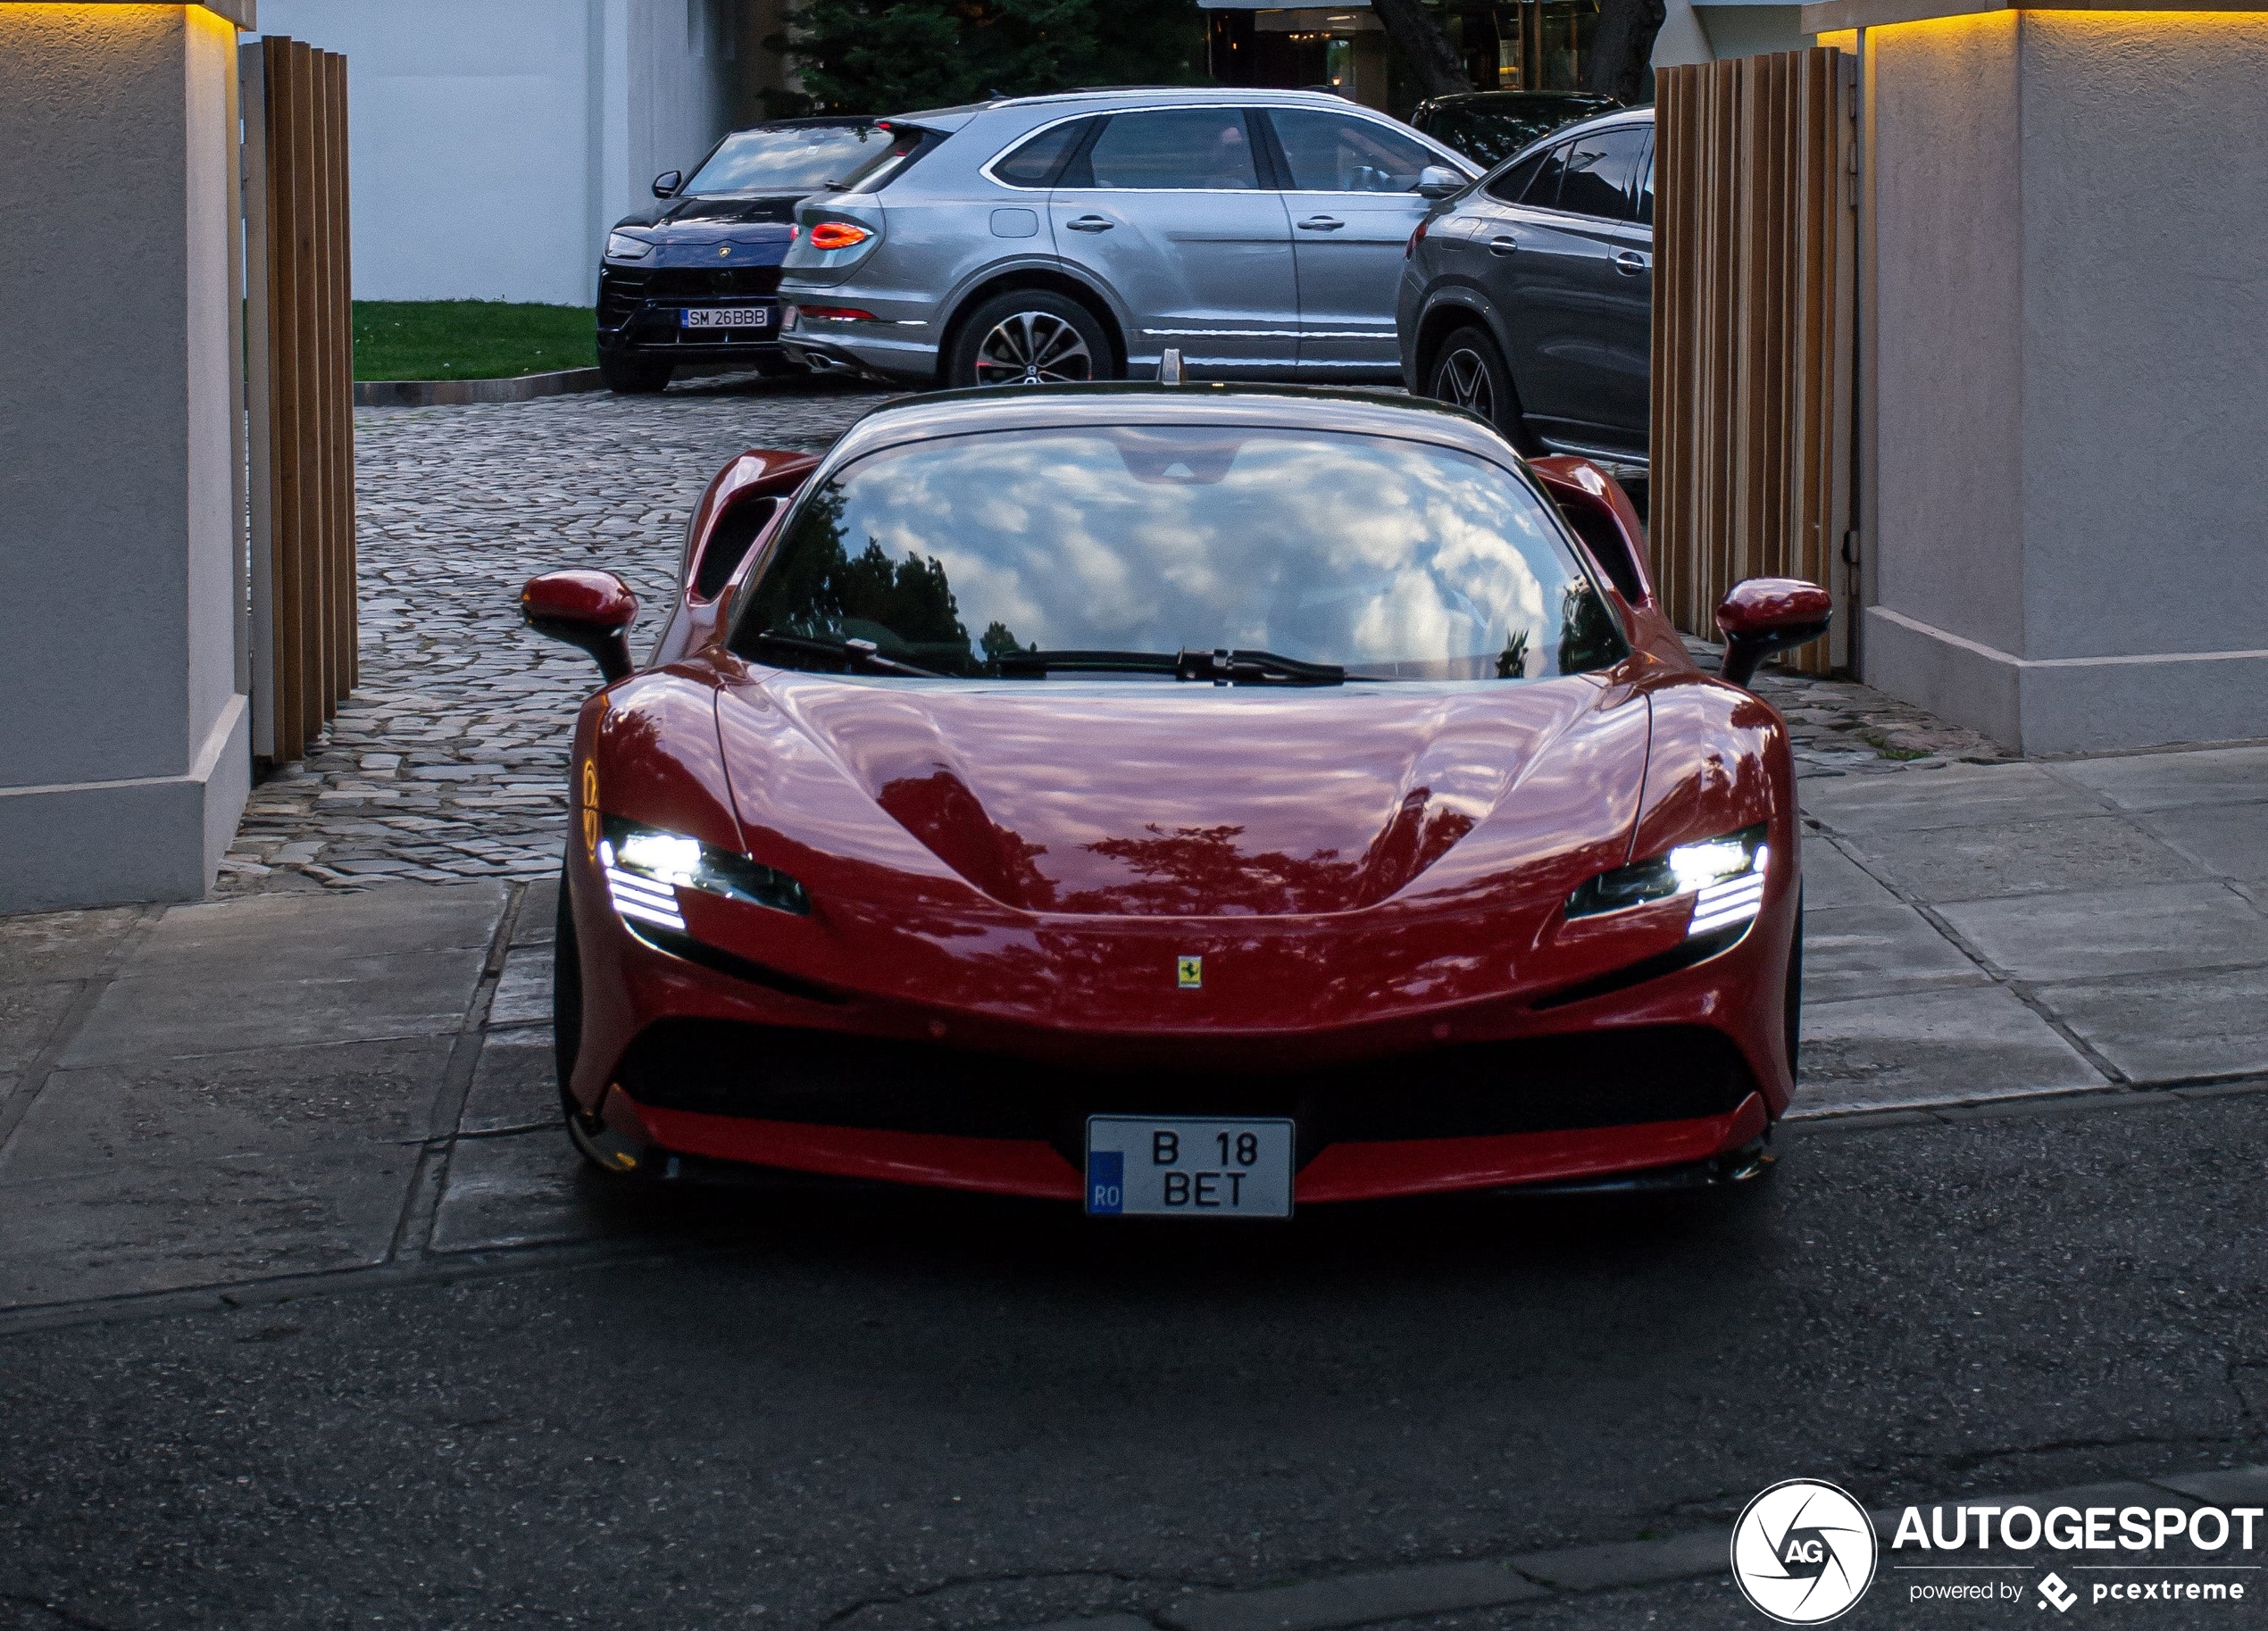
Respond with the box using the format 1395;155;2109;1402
776;89;1479;388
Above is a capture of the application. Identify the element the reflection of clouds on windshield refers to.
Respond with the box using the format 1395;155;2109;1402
821;430;1587;671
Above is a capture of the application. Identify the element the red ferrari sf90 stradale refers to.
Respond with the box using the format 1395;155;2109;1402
521;383;1830;1219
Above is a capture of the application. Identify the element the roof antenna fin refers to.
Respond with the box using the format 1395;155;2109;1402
1157;347;1184;386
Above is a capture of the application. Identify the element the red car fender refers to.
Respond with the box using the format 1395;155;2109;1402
566;669;747;1111
1620;674;1800;1107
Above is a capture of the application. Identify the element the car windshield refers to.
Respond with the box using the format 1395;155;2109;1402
733;425;1626;682
684;124;888;194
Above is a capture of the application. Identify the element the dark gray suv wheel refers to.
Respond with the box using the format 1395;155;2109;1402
1426;325;1513;432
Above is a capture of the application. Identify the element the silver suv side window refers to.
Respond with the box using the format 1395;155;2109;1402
1071;108;1261;191
1270;108;1436;194
991;119;1091;188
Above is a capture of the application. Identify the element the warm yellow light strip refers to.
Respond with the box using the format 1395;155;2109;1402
0;1;255;27
1799;0;2262;34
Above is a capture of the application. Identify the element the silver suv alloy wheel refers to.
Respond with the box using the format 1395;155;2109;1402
974;311;1095;385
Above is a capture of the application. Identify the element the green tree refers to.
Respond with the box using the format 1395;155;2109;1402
770;0;1205;116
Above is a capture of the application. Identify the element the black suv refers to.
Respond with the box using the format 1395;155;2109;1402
596;117;892;393
1410;90;1622;169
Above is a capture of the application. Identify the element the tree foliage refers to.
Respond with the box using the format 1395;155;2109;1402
769;0;1206;117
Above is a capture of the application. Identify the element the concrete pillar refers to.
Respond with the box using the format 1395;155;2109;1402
1858;10;2268;754
0;4;252;911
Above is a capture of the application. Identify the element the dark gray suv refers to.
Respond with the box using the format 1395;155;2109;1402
1397;107;1653;469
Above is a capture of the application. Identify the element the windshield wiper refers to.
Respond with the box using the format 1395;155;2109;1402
749;629;945;678
994;648;1349;686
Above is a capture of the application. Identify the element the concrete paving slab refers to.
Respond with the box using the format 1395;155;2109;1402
488;945;554;1027
1797;837;1898;909
1799;902;1987;1003
2030;969;2268;1084
514;876;559;945
2135;801;2268;883
1938;881;2268;983
58;884;505;1068
0;1146;413;1311
0;905;142;986
429;1129;605;1253
1836;812;2207;903
460;1029;557;1134
0;981;81;1076
2053;744;2268;811
0;1036;454;1185
1800;761;2106;835
1793;986;2109;1115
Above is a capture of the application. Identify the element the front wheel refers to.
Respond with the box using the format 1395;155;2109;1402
947;291;1113;389
598;352;671;395
1425;325;1517;439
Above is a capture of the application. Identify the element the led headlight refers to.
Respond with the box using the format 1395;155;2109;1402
598;815;810;932
1565;823;1769;938
605;231;655;261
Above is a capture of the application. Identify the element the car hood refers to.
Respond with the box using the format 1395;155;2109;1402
612;197;800;265
720;674;1649;919
619;193;805;229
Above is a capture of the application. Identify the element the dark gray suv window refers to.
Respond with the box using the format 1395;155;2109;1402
992;119;1090;188
1068;108;1261;191
1488;142;1560;205
1554;127;1647;221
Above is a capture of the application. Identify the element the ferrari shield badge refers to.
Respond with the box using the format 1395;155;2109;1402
1176;955;1203;990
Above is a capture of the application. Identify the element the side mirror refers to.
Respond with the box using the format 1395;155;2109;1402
1716;578;1831;687
1414;164;1464;199
652;170;682;198
521;570;638;684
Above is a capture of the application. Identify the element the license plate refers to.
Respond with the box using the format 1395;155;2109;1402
1085;1116;1295;1219
681;306;770;329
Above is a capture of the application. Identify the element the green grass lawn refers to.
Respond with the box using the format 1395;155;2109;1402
352;300;596;381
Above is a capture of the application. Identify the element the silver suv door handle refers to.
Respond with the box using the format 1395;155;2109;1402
1297;216;1346;231
1064;214;1115;232
1488;235;1519;256
1614;250;1650;275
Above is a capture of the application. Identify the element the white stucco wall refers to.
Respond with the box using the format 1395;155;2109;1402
255;0;740;304
0;5;250;910
1861;10;2268;753
1652;2;1809;69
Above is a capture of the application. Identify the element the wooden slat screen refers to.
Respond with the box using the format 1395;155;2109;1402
1650;47;1856;673
245;36;354;764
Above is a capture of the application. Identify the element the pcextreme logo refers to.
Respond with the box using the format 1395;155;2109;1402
1732;1479;1880;1624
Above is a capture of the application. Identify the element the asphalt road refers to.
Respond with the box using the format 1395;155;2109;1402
4;1089;2265;1630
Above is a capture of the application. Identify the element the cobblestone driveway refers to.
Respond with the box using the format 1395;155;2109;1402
220;377;2006;894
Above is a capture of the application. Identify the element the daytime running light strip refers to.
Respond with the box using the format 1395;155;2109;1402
1688;873;1766;937
605;866;687;933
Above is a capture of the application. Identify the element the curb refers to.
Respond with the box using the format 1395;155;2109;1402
353;368;603;407
1003;1465;2268;1631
